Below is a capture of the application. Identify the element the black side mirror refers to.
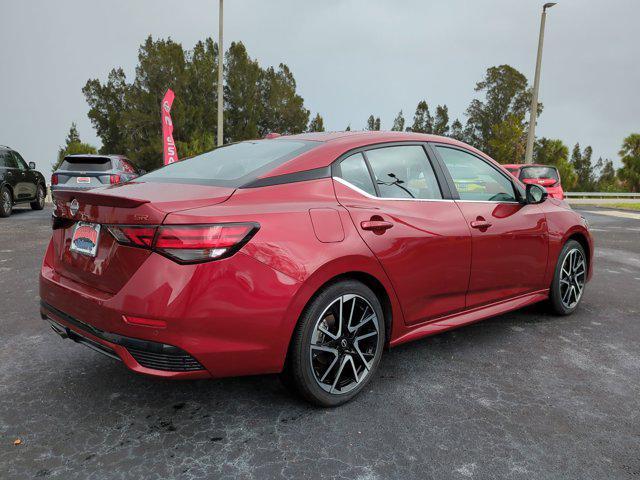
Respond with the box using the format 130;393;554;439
526;183;548;204
28;161;36;169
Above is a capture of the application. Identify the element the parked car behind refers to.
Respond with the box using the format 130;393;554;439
51;154;141;191
0;146;46;217
503;164;565;199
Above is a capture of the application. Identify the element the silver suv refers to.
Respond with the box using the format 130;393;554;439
51;154;141;191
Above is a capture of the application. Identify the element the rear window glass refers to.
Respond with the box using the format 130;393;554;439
520;166;559;181
138;139;317;187
61;157;112;172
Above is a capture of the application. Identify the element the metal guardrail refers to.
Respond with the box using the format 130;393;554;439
565;192;640;198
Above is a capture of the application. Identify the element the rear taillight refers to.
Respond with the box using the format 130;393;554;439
110;174;121;184
155;224;258;263
107;223;259;264
51;174;59;185
107;226;156;248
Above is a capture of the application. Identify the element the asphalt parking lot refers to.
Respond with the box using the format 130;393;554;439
1;205;639;479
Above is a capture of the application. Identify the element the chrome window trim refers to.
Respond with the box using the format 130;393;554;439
333;176;454;203
333;177;522;205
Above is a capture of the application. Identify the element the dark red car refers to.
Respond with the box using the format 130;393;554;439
40;132;593;406
503;164;565;200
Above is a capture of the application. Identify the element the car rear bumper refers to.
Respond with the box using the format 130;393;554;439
39;239;302;379
50;185;100;192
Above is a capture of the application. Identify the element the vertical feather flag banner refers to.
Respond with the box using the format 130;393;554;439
162;89;179;165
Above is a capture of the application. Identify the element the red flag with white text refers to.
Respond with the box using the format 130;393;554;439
162;89;179;165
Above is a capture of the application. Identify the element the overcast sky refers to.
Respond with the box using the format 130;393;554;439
1;0;639;179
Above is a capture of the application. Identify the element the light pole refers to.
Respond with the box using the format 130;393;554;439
217;0;224;147
524;2;556;164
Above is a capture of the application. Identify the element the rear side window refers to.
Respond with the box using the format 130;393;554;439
519;166;559;181
335;153;376;196
139;140;317;187
366;146;442;200
436;146;517;202
0;150;11;168
1;151;18;168
61;157;112;172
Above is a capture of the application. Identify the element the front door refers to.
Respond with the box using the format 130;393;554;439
12;152;37;199
433;145;548;308
333;144;472;325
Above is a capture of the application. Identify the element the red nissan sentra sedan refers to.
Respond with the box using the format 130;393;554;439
40;132;593;406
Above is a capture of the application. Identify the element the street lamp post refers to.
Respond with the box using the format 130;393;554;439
524;2;556;164
217;0;224;147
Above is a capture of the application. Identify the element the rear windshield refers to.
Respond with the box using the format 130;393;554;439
138;139;318;187
60;157;112;172
519;166;559;181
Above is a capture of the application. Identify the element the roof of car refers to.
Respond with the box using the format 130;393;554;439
502;163;557;169
65;154;129;160
264;130;490;177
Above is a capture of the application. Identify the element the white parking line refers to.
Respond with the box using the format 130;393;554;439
583;210;640;220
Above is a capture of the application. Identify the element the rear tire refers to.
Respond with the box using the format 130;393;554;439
548;240;587;315
30;184;45;210
0;187;12;217
283;280;385;407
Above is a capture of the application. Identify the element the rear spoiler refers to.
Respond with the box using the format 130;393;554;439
53;189;149;209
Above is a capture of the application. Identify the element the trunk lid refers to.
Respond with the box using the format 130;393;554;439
51;181;235;293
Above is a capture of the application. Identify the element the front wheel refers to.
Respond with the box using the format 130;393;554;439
549;240;587;315
31;184;45;210
283;280;385;407
0;187;12;217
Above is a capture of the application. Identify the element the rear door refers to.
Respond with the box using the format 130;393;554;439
333;143;471;325
0;150;18;193
432;144;548;308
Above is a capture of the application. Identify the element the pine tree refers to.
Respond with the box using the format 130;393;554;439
54;123;97;170
391;110;405;131
374;117;381;131
571;143;596;191
366;115;376;131
433;105;450;135
465;65;538;160
345;124;351;131
308;113;325;132
450;119;464;141
411;100;433;133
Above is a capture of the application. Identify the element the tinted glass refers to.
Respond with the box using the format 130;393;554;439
2;151;18;169
0;150;11;168
336;153;376;196
437;146;517;202
139;140;317;187
61;157;112;172
520;166;559;181
365;146;442;199
13;152;28;171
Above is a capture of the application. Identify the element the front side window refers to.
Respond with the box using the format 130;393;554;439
3;151;18;169
365;146;442;200
436;146;517;202
12;152;28;171
336;153;376;196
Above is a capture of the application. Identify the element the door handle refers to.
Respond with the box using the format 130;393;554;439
360;220;393;232
470;218;492;229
